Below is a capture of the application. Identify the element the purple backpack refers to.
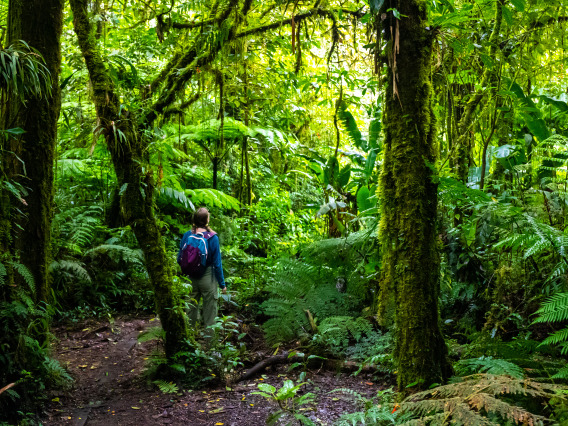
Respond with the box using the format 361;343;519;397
178;231;216;277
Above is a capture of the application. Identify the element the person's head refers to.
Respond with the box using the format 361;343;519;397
192;207;211;231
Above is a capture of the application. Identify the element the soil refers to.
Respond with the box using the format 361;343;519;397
43;316;389;426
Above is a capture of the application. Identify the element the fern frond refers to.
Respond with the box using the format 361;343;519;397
10;261;35;295
540;327;568;347
153;380;179;394
186;188;240;211
84;244;144;266
159;187;195;212
138;326;165;343
43;357;72;385
533;292;568;324
455;357;525;379
552;364;568;379
49;260;92;283
401;374;563;426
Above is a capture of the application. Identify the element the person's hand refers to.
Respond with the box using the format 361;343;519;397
222;287;227;294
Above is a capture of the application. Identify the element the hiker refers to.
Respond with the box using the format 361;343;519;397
178;207;226;333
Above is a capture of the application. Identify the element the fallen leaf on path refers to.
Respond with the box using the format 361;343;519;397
131;406;141;410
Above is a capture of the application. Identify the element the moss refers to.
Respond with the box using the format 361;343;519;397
70;0;189;359
2;0;65;304
377;0;451;392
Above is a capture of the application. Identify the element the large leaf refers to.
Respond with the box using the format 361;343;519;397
337;102;366;151
356;186;376;212
539;95;568;113
185;188;240;211
527;118;550;142
337;165;351;188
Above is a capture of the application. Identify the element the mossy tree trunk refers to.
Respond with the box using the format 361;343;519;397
377;0;452;391
2;0;65;304
70;0;188;359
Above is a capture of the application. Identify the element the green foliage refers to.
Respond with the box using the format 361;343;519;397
333;387;414;425
186;188;240;211
533;292;568;378
312;316;373;357
400;374;565;426
153;379;179;394
0;259;72;423
253;379;316;426
262;259;362;344
454;357;525;379
0;41;52;103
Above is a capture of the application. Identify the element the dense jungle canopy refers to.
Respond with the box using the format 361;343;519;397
2;0;568;424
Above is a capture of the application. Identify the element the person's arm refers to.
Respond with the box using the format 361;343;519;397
208;235;226;289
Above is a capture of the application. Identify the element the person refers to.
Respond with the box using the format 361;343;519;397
179;207;226;334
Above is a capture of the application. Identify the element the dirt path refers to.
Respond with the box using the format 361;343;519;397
44;316;384;425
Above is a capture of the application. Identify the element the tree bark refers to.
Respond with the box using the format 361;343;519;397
2;0;65;304
70;0;189;359
377;0;451;391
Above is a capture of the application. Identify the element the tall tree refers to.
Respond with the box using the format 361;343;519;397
2;0;65;304
377;0;452;391
69;0;190;359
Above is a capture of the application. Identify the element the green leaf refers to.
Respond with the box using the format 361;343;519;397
337;165;351;188
509;0;525;12
357;186;373;212
257;383;276;394
502;6;513;26
527;119;550;142
369;0;385;13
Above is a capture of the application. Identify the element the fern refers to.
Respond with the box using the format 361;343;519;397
138;326;165;343
333;387;414;425
9;261;35;296
49;260;92;284
43;357;72;386
533;292;568;376
454;357;525;379
153;380;179;394
533;292;568;324
262;258;365;344
84;244;144;266
400;374;565;426
159;187;195;212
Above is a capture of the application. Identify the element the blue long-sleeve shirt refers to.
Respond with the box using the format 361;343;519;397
178;231;226;288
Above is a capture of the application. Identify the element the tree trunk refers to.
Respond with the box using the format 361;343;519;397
212;156;219;189
70;0;188;359
2;0;65;304
377;0;451;391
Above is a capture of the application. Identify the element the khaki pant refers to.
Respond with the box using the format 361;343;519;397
188;266;219;332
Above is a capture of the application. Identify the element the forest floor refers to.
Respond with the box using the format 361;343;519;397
43;316;384;425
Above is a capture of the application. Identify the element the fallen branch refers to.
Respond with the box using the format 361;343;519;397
0;382;15;395
235;352;381;383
